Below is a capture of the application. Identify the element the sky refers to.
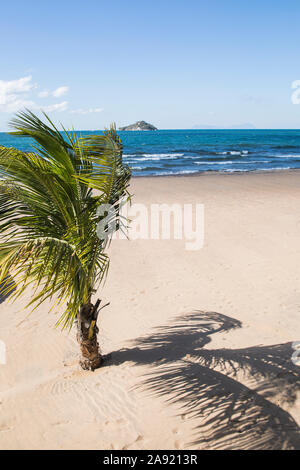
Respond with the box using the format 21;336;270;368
1;0;300;130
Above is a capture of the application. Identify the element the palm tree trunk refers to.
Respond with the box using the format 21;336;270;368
77;300;102;370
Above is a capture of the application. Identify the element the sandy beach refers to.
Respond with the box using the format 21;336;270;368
0;171;300;450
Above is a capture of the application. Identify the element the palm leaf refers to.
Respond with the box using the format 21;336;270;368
0;110;131;328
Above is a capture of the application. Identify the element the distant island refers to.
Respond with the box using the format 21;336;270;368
192;123;256;130
119;121;158;131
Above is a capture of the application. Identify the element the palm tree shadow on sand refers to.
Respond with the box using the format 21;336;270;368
106;310;300;450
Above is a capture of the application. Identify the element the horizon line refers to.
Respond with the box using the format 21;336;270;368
1;128;300;133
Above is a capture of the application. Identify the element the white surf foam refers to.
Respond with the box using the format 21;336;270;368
124;153;184;161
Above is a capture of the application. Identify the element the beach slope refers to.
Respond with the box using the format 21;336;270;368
0;172;299;450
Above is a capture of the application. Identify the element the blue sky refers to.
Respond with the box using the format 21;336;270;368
0;0;300;130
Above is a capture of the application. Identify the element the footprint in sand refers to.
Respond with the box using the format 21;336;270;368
51;420;70;427
0;423;12;432
116;418;126;425
50;380;75;396
122;434;144;450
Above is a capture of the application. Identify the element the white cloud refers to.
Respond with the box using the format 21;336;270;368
2;99;38;113
38;90;49;98
0;76;34;96
69;107;103;115
0;76;99;116
0;76;37;112
52;86;69;98
44;101;68;112
39;86;69;98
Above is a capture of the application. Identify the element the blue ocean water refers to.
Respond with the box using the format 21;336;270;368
1;129;300;177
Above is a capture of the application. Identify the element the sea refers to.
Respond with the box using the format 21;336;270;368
1;129;300;177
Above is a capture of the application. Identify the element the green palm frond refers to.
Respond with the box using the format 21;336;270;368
0;110;131;328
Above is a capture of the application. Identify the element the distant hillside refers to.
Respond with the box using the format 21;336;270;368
119;121;158;131
192;123;256;130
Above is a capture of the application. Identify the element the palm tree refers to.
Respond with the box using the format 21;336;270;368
0;110;131;370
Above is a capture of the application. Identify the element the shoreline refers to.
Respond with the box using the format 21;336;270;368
131;167;300;179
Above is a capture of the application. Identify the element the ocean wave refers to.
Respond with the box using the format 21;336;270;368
223;167;292;173
269;154;300;159
273;145;299;149
133;166;295;177
217;150;249;155
185;155;251;162
183;155;203;159
195;160;233;165
124;153;184;161
150;169;200;176
194;160;270;165
256;167;292;171
138;156;179;161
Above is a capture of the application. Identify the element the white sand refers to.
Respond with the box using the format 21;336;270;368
0;172;299;450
